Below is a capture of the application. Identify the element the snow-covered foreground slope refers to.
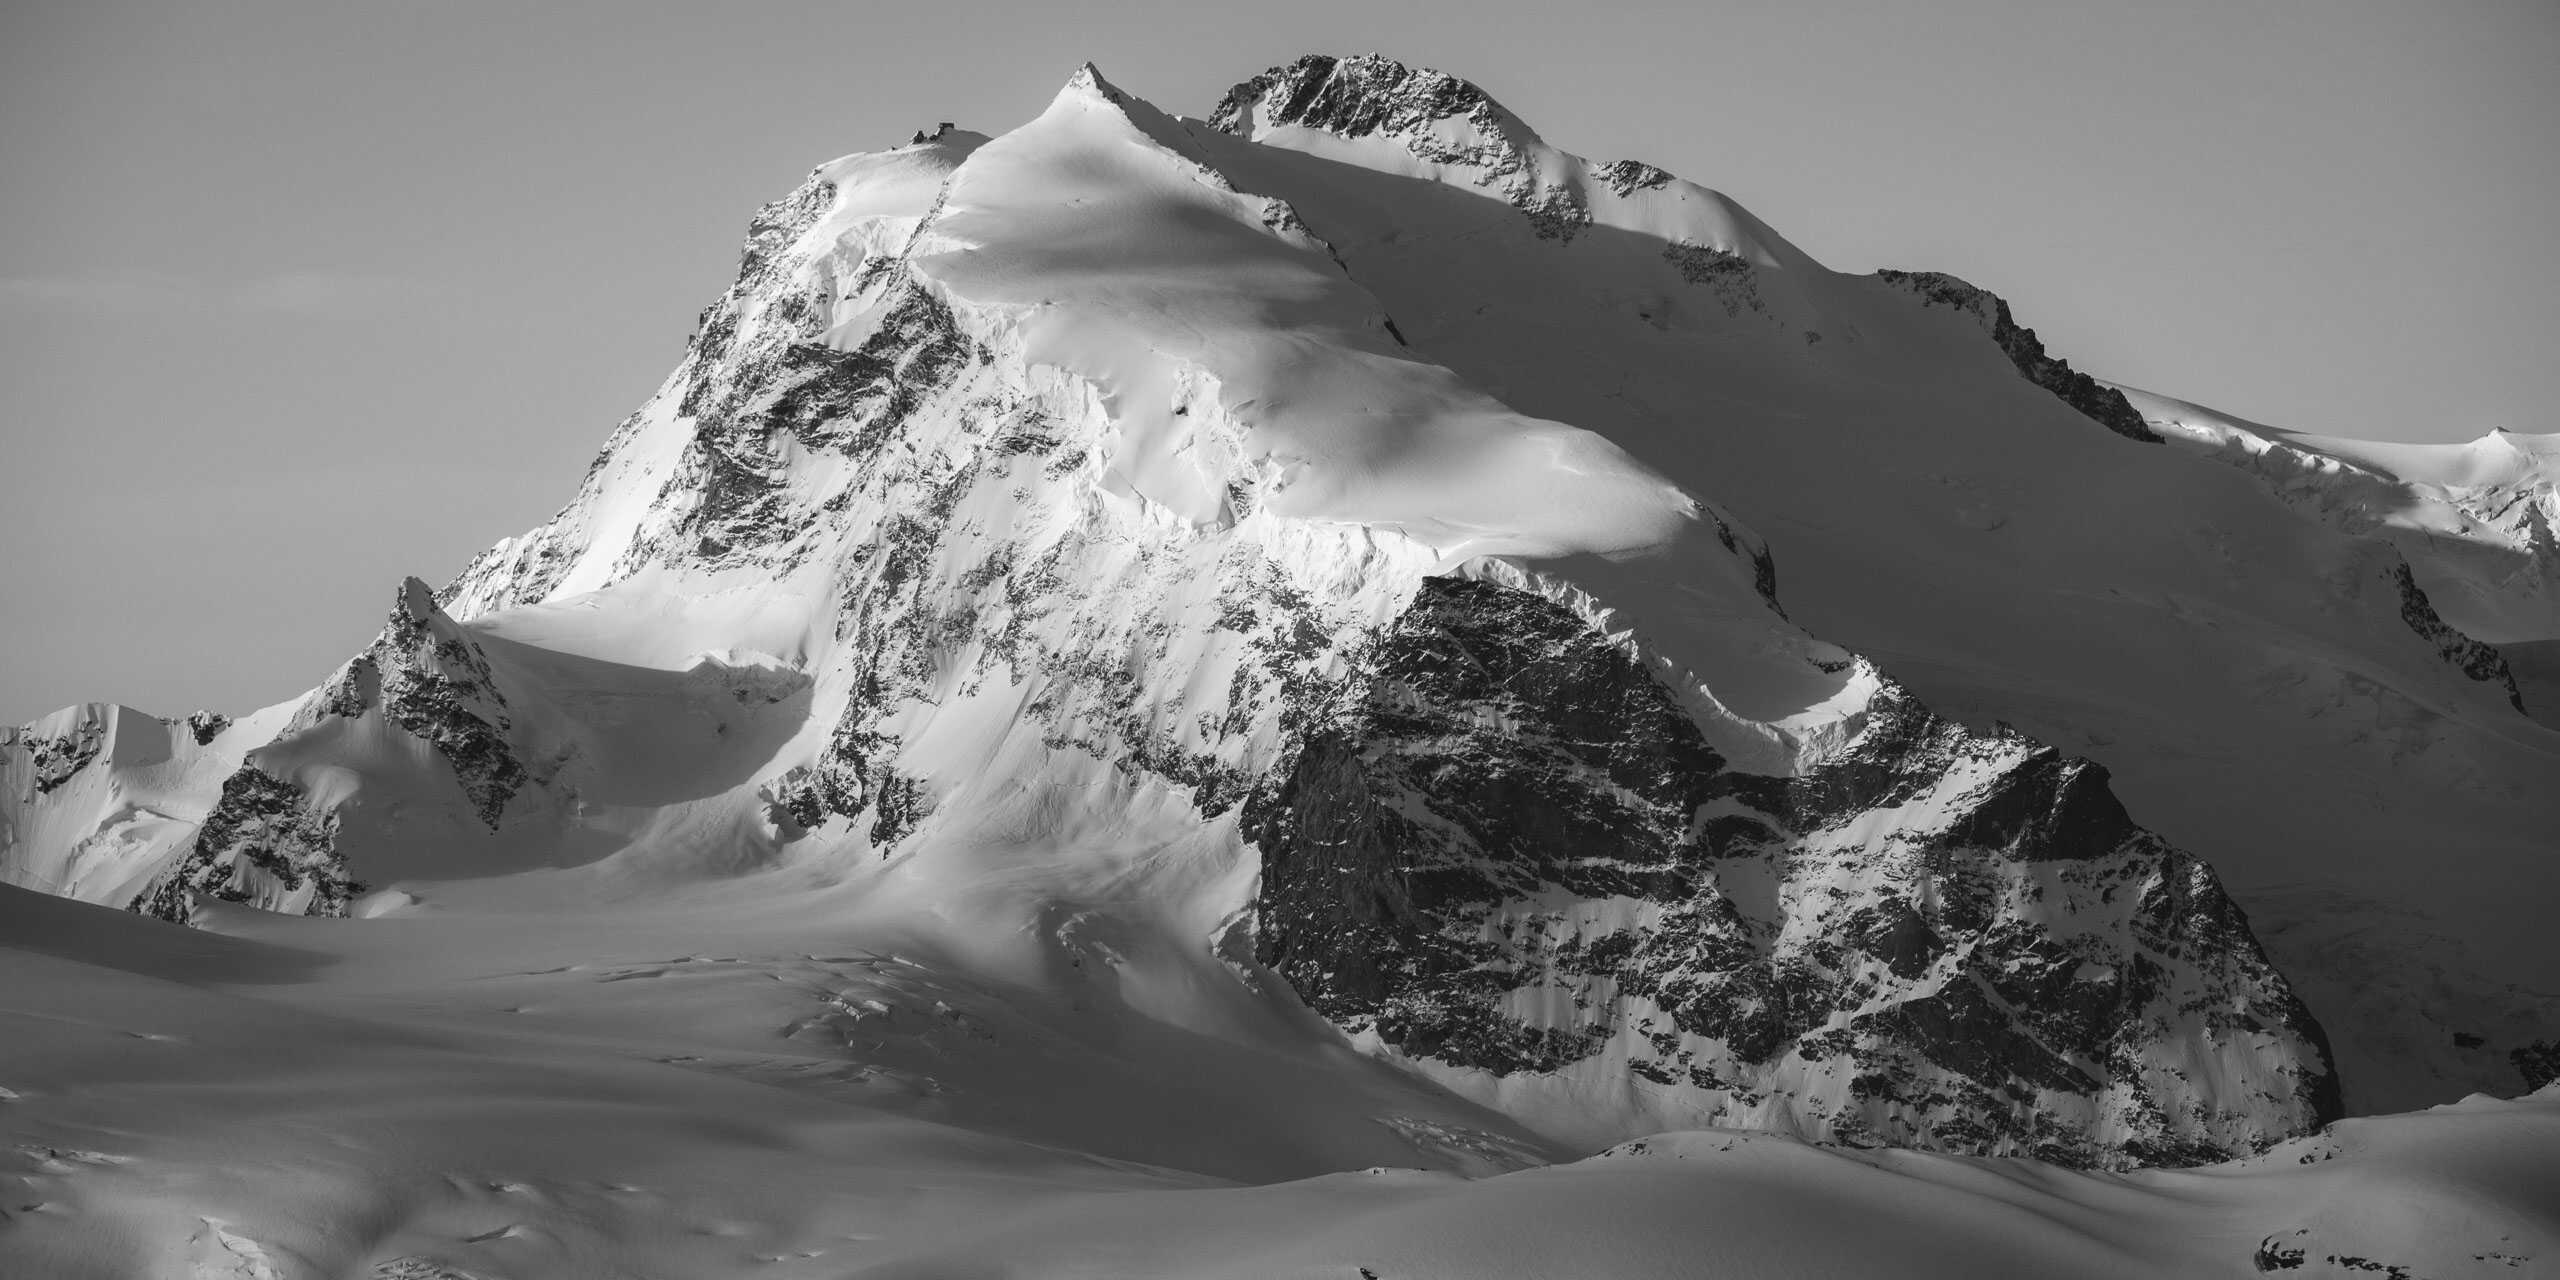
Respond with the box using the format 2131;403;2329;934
2;885;2550;1279
4;53;2555;1255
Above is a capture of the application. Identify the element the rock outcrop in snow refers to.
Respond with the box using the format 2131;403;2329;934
48;53;2560;1169
1872;269;2160;442
1247;574;2333;1166
136;764;351;920
129;578;534;919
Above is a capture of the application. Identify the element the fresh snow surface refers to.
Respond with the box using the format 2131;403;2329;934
4;884;2553;1280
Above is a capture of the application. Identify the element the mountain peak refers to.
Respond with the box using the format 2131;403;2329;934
8;55;2543;1204
395;574;440;622
1208;53;1533;147
1061;59;1131;107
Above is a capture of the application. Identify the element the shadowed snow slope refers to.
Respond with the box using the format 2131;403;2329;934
2122;381;2560;655
1197;54;2560;1116
3;54;2555;1276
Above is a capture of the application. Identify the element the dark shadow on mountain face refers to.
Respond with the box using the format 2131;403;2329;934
469;626;818;809
2499;638;2560;730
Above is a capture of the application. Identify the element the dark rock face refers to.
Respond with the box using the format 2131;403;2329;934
2384;558;2527;712
184;711;231;746
1874;269;2161;443
1595;159;1675;197
1211;53;1505;149
22;717;105;796
136;765;353;921
133;580;532;922
1247;576;2337;1167
1248;577;1720;1070
1661;241;1768;321
292;654;381;728
1210;54;1591;242
654;188;1001;846
2514;1039;2559;1091
374;580;526;831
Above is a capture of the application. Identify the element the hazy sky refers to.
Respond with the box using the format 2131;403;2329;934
3;0;2555;723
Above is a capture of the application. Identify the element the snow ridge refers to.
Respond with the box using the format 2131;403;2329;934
1873;269;2160;442
0;57;2410;1172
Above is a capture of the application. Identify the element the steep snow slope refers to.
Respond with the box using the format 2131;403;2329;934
0;54;2538;1187
0;703;280;906
451;64;2326;1165
1199;54;2560;1114
1;886;2549;1279
2122;382;2560;674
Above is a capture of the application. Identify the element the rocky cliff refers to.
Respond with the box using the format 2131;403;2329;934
0;56;2371;1167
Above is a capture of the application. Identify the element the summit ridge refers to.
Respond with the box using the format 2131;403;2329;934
6;58;2554;1187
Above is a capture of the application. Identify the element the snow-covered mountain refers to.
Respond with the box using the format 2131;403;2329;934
2124;385;2560;704
6;54;2552;1206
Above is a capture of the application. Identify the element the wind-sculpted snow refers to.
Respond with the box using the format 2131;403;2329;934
10;53;2543;1191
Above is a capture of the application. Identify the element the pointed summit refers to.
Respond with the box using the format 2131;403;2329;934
1062;59;1130;107
1040;58;1186;147
396;574;441;624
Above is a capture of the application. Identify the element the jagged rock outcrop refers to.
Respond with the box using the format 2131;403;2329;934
4;55;2380;1170
128;578;535;921
1210;54;1594;242
185;711;231;746
1248;575;2335;1167
19;715;106;796
135;765;351;921
2385;557;2527;712
369;578;527;830
1874;269;2160;442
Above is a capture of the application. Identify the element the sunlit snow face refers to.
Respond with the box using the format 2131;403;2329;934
2;49;2554;1280
910;68;1699;562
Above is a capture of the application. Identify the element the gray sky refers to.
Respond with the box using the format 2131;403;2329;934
4;0;2555;723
